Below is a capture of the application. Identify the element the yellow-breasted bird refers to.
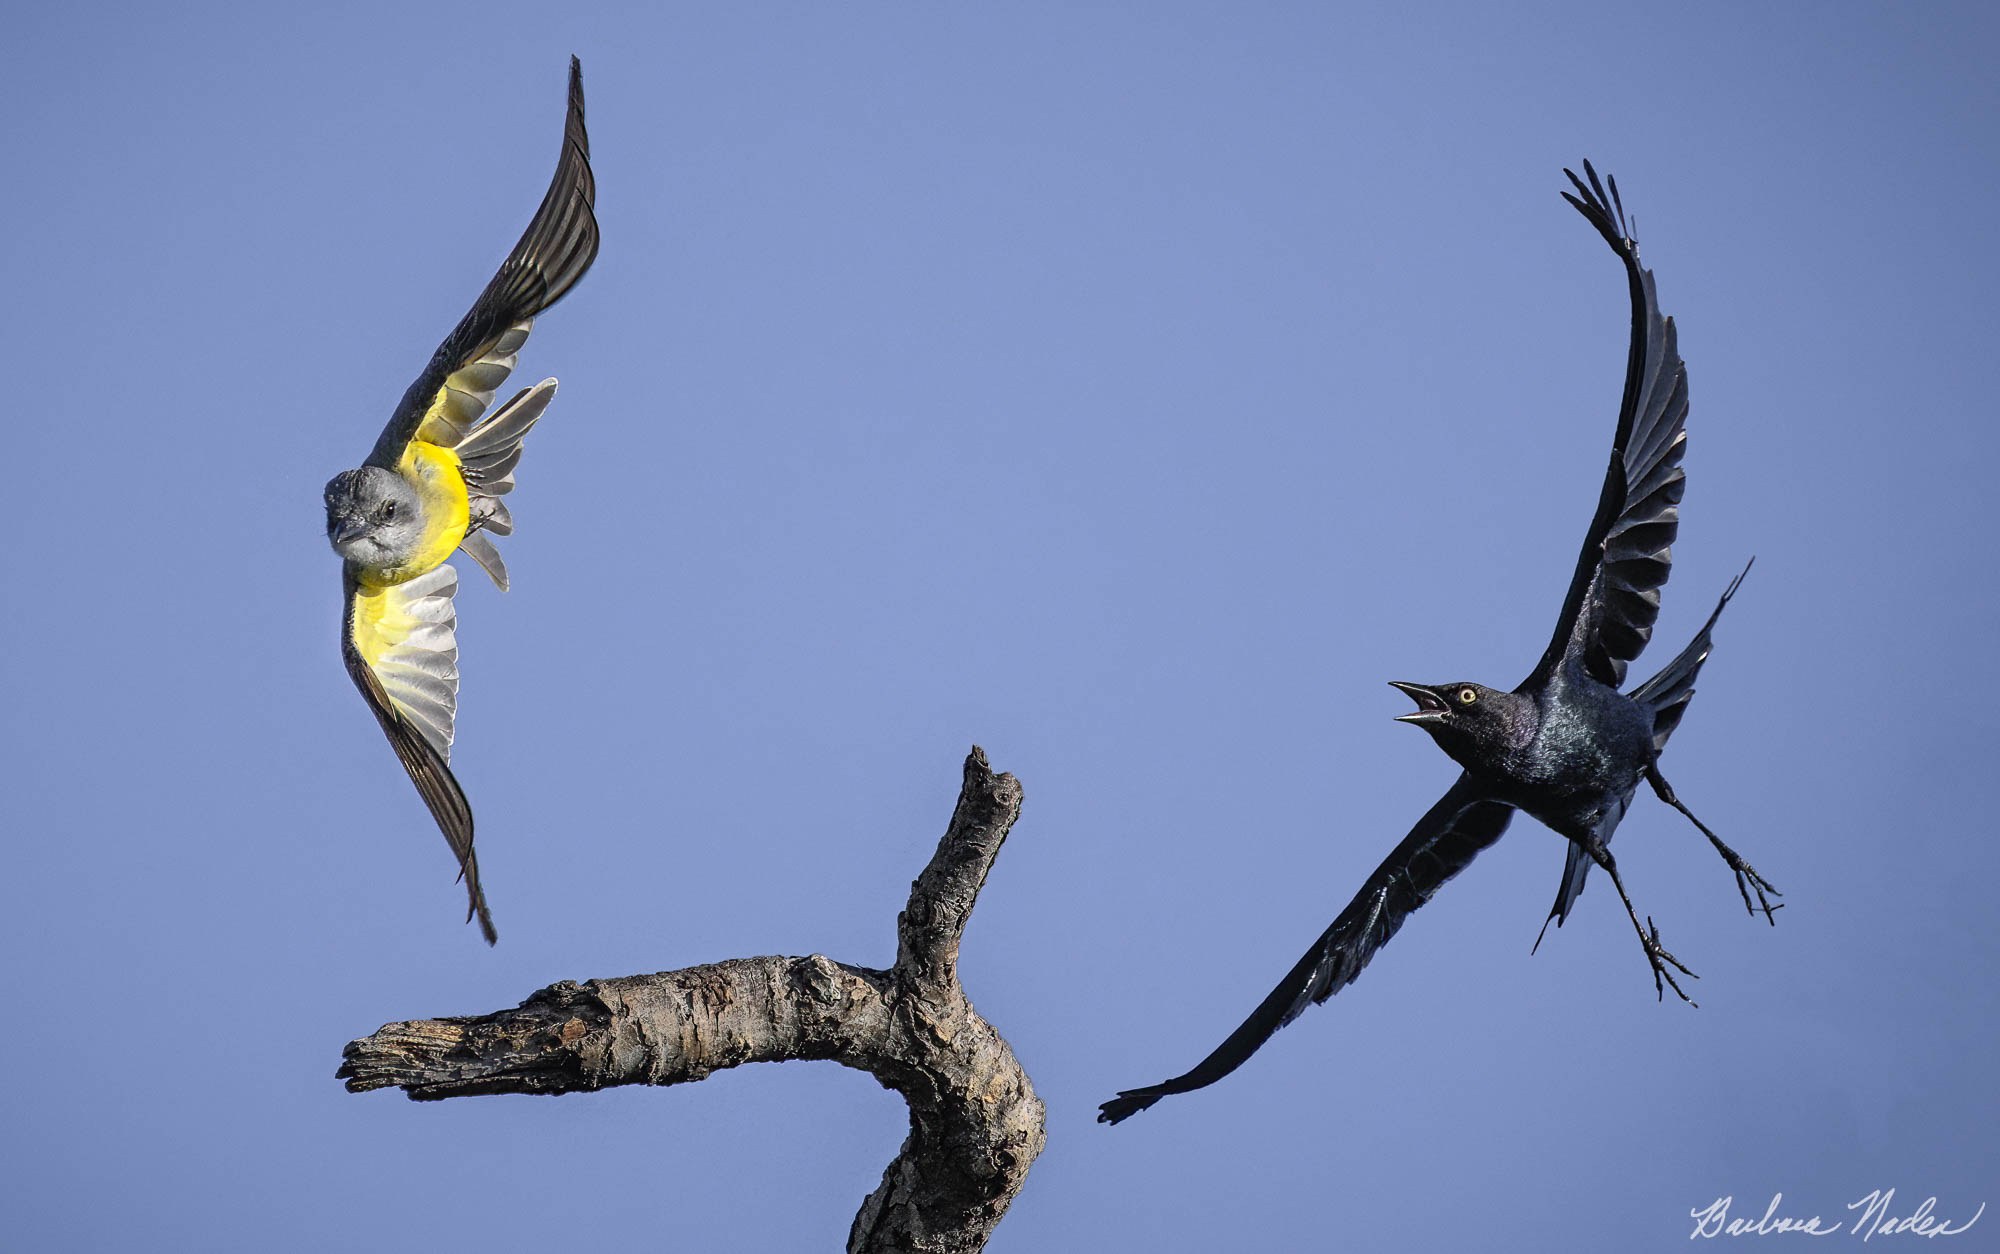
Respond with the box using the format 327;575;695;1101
323;58;599;943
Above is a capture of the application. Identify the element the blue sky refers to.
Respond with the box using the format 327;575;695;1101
3;3;1995;1250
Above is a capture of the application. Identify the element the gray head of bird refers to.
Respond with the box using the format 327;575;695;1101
324;467;424;567
1388;680;1537;767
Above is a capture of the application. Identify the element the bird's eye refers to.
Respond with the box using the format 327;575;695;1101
380;502;398;520
1457;687;1478;705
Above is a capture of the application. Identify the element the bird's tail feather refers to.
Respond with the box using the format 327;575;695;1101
1629;558;1752;754
1533;841;1593;952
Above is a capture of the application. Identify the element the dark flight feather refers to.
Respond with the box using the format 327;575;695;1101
1528;160;1689;690
366;57;600;470
1099;775;1513;1124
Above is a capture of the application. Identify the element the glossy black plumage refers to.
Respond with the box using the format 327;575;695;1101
1100;163;1777;1126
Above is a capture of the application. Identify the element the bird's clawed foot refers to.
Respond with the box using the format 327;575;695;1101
1648;767;1783;926
1642;914;1698;1006
1725;856;1783;925
1587;842;1701;1008
1692;819;1782;925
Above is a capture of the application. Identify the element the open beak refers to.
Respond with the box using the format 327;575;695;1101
1389;681;1449;724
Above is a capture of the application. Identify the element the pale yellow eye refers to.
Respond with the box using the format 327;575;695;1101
1457;687;1478;705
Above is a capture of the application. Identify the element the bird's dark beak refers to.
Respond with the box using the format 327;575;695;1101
330;517;367;548
1389;681;1449;724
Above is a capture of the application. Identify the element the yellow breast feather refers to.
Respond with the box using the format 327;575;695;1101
354;435;471;589
401;430;472;565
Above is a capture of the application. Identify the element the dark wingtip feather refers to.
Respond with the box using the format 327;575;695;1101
1097;1091;1162;1125
1583;159;1625;239
1562;160;1634;252
1583;158;1609;207
1726;555;1755;599
458;848;499;943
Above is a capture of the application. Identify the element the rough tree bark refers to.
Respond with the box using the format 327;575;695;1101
339;747;1043;1254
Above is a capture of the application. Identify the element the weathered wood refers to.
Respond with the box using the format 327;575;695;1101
340;747;1043;1254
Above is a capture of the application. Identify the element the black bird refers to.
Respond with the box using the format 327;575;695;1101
1099;163;1778;1126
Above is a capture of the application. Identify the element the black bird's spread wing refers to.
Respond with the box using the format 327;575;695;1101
1527;162;1688;691
1099;775;1514;1124
364;57;600;470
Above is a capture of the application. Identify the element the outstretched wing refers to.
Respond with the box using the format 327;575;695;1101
364;57;599;472
1526;161;1688;691
341;566;497;944
1099;775;1514;1124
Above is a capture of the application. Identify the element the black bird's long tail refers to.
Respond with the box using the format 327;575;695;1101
1628;561;1778;921
1628;558;1752;753
1534;560;1752;947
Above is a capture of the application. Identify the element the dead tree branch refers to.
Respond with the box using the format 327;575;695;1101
339;747;1043;1254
